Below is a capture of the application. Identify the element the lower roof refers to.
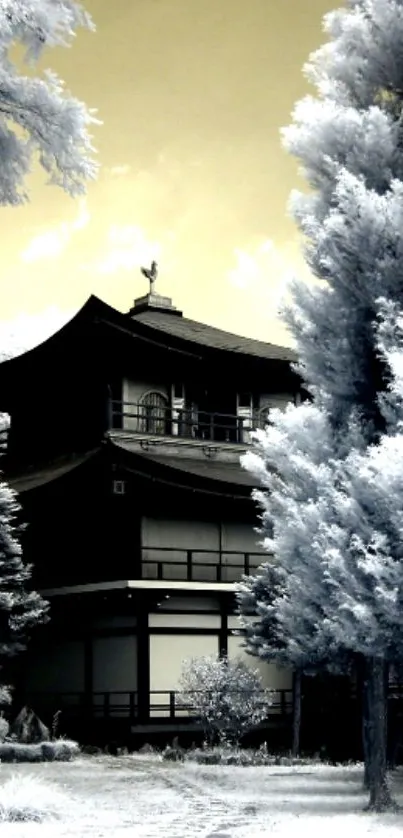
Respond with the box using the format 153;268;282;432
5;440;259;500
111;440;259;497
112;439;258;486
7;449;99;494
40;579;237;597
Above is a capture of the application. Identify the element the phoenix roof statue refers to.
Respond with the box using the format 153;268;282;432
141;261;158;294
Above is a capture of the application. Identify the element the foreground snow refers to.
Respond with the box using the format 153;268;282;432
0;755;402;836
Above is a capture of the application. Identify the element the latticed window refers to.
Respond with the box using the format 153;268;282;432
139;391;168;434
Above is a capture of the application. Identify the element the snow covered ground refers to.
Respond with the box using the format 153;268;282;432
0;755;402;837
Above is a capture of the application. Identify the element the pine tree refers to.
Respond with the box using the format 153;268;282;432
0;480;48;693
0;0;98;203
238;0;403;811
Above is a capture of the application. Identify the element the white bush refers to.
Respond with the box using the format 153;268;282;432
0;738;80;762
0;716;9;742
0;686;11;707
179;655;272;745
0;775;69;822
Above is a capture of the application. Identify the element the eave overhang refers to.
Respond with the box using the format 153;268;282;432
110;439;258;499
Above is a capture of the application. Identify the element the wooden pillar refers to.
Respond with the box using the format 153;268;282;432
219;599;228;657
134;512;143;580
218;520;223;583
84;634;93;696
83;632;93;718
137;608;150;723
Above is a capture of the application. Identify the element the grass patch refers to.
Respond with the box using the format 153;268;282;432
0;774;69;822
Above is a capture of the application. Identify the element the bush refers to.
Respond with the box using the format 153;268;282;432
0;738;79;763
0;686;11;708
0;775;69;822
0;717;9;742
82;744;103;756
185;743;320;767
104;741;128;756
162;738;185;762
139;742;157;755
178;655;272;745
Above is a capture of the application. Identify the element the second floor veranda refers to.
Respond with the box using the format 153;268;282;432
140;545;265;583
38;546;268;594
109;399;269;445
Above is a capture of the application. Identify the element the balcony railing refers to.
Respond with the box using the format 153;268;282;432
23;689;293;723
140;547;266;582
109;400;265;445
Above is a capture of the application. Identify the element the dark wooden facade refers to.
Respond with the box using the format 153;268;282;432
0;289;301;746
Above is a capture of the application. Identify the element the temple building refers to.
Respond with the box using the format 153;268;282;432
0;271;301;744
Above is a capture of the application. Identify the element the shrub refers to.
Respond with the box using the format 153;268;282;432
0;775;69;822
0;738;79;763
178;655;272;745
185;743;319;767
162;745;185;762
82;744;103;756
0;717;9;742
43;739;80;761
0;689;11;744
0;686;11;708
139;742;157;754
162;738;185;762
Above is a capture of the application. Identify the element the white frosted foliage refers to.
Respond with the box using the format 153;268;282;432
0;479;48;697
179;655;271;744
237;3;403;808
0;0;98;204
238;0;403;677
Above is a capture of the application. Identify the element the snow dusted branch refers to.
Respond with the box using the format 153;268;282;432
0;0;99;204
238;0;403;812
179;655;271;745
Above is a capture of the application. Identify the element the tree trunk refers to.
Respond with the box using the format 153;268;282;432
356;656;370;790
291;669;302;757
364;657;398;812
362;677;370;791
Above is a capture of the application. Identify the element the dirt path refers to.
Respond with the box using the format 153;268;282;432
151;761;253;837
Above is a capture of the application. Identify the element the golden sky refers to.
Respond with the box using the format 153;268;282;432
0;0;338;350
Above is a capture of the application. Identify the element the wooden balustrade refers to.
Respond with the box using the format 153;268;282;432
139;546;266;581
23;688;294;723
110;400;263;444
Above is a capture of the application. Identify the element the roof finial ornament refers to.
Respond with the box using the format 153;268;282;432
141;260;158;295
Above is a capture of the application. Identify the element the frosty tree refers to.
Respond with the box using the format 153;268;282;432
237;0;403;812
0;480;48;691
0;0;98;203
179;655;271;745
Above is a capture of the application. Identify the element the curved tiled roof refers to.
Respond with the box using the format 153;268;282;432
0;295;295;375
7;449;99;493
132;309;296;361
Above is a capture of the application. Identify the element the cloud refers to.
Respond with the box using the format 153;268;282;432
20;200;90;264
228;239;296;311
0;306;75;361
109;165;131;177
86;224;161;275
